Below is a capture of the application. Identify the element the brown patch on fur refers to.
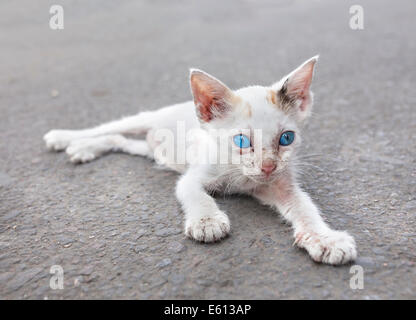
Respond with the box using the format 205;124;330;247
267;90;277;105
232;94;243;106
245;102;252;117
269;88;296;115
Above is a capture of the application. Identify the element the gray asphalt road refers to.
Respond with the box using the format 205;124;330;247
1;0;415;299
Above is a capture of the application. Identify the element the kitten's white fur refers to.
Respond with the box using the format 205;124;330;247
44;56;357;265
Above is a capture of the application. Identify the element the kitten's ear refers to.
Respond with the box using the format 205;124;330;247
190;69;235;123
276;56;318;122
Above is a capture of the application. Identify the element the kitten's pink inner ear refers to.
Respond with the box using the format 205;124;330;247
190;70;233;122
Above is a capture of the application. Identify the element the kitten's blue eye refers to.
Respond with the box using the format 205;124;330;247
233;134;251;148
279;131;295;146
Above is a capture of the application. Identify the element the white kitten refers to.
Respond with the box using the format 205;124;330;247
44;56;357;265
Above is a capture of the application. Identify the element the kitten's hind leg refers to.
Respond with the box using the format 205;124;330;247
66;134;153;163
44;111;155;151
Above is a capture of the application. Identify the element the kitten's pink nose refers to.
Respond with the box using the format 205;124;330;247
261;159;277;176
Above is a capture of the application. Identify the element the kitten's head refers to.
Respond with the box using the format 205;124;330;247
190;56;318;183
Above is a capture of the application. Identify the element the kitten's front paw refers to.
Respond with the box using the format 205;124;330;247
295;229;357;265
185;211;230;243
44;130;77;151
